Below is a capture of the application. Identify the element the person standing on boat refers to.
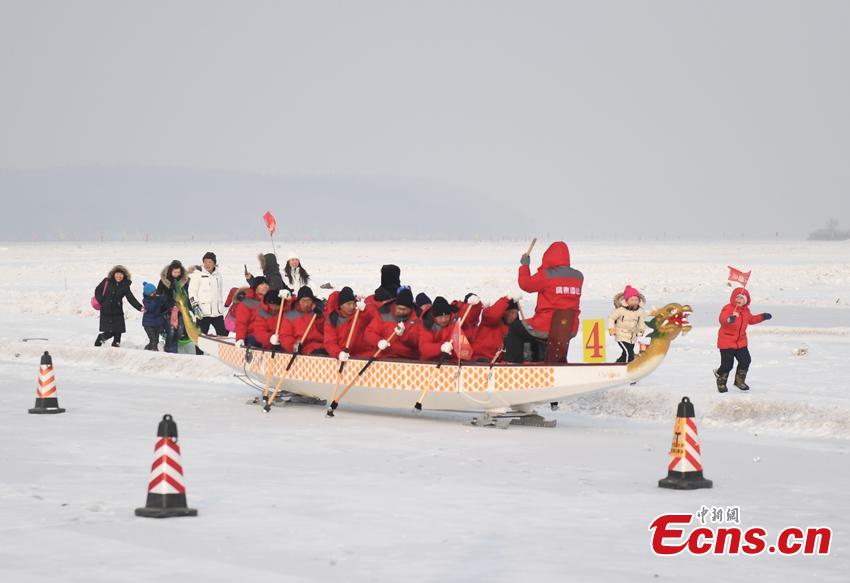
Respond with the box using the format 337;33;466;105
505;241;583;363
607;285;647;363
188;251;228;354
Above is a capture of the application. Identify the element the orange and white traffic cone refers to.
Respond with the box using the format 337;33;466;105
658;396;713;490
28;351;66;414
135;414;198;518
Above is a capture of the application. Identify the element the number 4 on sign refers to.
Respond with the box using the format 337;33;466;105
582;319;606;363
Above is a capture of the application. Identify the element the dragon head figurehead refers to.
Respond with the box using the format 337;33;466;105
646;303;693;340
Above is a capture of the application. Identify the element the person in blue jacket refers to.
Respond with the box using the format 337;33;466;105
141;282;166;351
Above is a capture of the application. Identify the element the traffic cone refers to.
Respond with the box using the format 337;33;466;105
28;351;66;414
135;414;198;518
658;397;713;490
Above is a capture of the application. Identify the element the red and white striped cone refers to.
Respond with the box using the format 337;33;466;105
135;414;198;518
658;397;713;490
28;351;66;414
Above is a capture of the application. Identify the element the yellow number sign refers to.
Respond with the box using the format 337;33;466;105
582;319;606;363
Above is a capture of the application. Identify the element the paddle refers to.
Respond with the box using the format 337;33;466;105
328;307;361;413
325;330;397;417
263;312;318;413
260;297;288;404
413;303;474;412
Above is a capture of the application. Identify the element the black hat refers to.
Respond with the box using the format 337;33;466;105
297;286;316;301
380;264;401;292
395;288;415;309
463;292;477;303
249;276;269;290
374;287;394;302
264;289;282;305
506;299;519;310
338;286;356;305
203;251;217;264
430;296;458;317
415;292;432;307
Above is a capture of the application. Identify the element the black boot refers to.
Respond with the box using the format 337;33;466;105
714;369;728;393
95;334;104;347
734;367;750;391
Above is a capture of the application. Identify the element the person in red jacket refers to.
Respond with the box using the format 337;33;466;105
418;296;461;361
278;286;326;355
324;286;372;361
234;276;270;347
365;288;420;359
471;294;521;362
452;293;483;335
505;241;584;362
715;287;772;392
244;290;284;349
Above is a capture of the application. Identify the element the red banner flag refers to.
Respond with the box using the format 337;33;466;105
263;211;277;236
727;266;751;287
453;321;473;361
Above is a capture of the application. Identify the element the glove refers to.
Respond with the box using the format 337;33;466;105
191;300;204;319
608;328;615;336
466;294;480;305
762;313;773;320
356;299;367;311
313;304;324;316
394;322;406;336
338;351;350;362
270;334;280;346
520;254;531;266
293;341;302;353
279;289;292;300
378;339;391;350
235;339;245;348
441;340;453;355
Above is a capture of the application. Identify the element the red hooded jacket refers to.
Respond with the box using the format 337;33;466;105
418;313;458;361
471;297;514;361
717;287;766;350
247;304;281;349
234;289;265;341
518;241;583;334
364;304;419;359
323;291;372;358
280;304;325;354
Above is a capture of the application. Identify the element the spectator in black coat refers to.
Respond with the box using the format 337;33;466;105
94;265;142;347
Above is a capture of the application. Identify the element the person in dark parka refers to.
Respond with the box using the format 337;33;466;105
94;265;143;347
157;259;192;353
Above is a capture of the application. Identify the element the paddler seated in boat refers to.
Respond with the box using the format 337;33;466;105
418;296;460;361
280;286;327;355
234;276;270;347
244;289;287;349
504;241;583;363
471;294;521;362
324;286;372;362
365;288;420;359
452;292;483;334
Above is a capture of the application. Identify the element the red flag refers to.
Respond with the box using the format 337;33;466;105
727;266;751;287
453;321;473;360
263;211;277;236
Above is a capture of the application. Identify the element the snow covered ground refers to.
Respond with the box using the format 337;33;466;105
1;240;848;581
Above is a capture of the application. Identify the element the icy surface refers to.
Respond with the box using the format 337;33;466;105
1;240;848;581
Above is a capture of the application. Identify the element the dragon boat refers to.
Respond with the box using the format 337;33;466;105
186;298;692;419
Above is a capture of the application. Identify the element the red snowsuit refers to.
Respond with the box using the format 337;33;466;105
518;241;583;335
717;288;766;349
471;297;513;361
364;304;419;359
418;313;457;361
246;305;281;349
280;304;324;354
234;289;265;341
323;291;372;358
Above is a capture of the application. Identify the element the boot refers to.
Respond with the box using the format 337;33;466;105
734;367;750;391
714;369;728;393
95;334;104;347
111;341;121;348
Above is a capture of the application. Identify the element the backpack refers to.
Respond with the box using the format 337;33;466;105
91;280;109;310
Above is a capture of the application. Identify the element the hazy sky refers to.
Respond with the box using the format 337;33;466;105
1;1;849;239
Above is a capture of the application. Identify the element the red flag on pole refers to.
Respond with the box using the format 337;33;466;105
263;211;277;237
727;266;751;287
453;321;473;361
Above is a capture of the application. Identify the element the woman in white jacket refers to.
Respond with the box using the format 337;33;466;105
189;252;228;353
283;250;310;292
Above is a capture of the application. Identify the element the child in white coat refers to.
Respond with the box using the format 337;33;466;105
607;285;647;363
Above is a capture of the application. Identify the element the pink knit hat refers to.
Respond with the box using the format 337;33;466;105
623;285;640;301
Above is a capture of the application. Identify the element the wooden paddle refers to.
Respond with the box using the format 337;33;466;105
328;307;361;411
326;330;397;416
260;299;287;403
263;312;318;412
413;303;474;412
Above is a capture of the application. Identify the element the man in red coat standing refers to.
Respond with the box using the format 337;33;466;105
715;287;772;392
505;241;584;362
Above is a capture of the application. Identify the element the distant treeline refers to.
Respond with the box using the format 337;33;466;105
808;219;850;241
